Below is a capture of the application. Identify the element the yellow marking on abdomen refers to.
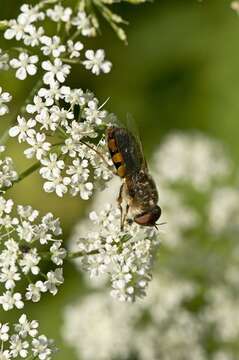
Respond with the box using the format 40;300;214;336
112;152;123;164
117;165;126;177
108;138;117;152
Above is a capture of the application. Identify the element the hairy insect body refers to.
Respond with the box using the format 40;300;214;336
107;126;161;228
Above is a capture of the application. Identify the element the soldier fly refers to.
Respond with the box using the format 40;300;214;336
107;126;161;230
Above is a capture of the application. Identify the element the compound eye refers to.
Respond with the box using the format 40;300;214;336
134;212;153;226
134;206;161;227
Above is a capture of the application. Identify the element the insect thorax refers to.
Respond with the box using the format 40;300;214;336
126;170;158;210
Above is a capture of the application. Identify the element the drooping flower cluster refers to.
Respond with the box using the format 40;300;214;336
0;146;18;190
0;197;65;311
70;203;160;302
0;314;56;359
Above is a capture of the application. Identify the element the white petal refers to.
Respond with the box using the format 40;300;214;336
9;126;20;137
27;64;37;75
16;67;27;80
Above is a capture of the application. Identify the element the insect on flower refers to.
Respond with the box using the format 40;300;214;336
107;126;161;229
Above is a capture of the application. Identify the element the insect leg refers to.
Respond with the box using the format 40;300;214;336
117;183;125;230
80;140;116;175
122;204;130;231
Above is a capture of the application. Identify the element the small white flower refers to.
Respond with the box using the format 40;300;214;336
18;4;45;24
38;81;62;106
9;116;36;142
84;99;107;125
15;314;39;338
43;174;71;197
83;49;112;75
4;18;29;41
47;5;72;22
44;268;64;295
35;108;58;132
60;87;86;106
67;158;90;183
19;248;40;275
0;87;12;116
24;25;44;47
40;35;66;58
0;266;21;289
72;11;95;37
32;335;54;360
26;95;51;114
9;334;29;358
0;323;9;342
49;105;74;127
40;153;65;179
24;133;51;160
50;241;66;266
42;59;71;85
67;40;84;59
17;206;39;223
25;281;47;303
0;291;24;311
10;53;38;80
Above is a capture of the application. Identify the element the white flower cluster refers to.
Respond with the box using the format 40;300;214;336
0;146;18;190
4;3;111;78
208;186;239;235
63;273;204;360
9;88;113;198
66;131;239;359
0;197;65;311
154;132;231;191
71;203;160;302
1;2;114;199
0;314;55;359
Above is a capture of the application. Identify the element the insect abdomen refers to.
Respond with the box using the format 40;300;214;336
107;127;143;178
107;128;126;178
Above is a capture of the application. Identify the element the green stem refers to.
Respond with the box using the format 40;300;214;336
39;249;99;261
67;249;100;259
0;128;10;146
20;78;43;116
1;161;41;192
17;161;41;183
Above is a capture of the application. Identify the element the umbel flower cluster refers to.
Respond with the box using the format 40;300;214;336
0;314;55;359
1;0;118;199
0;0;156;357
71;204;159;302
65;132;239;360
0;193;65;311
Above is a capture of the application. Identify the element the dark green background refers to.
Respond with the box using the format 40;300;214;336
0;0;239;358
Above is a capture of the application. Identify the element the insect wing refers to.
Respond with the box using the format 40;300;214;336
114;127;143;176
126;113;148;171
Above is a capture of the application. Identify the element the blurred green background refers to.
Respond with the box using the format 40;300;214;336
1;0;239;358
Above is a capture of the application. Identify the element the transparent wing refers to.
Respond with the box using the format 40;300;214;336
126;113;148;171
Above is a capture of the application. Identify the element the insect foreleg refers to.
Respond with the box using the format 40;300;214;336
80;140;116;175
